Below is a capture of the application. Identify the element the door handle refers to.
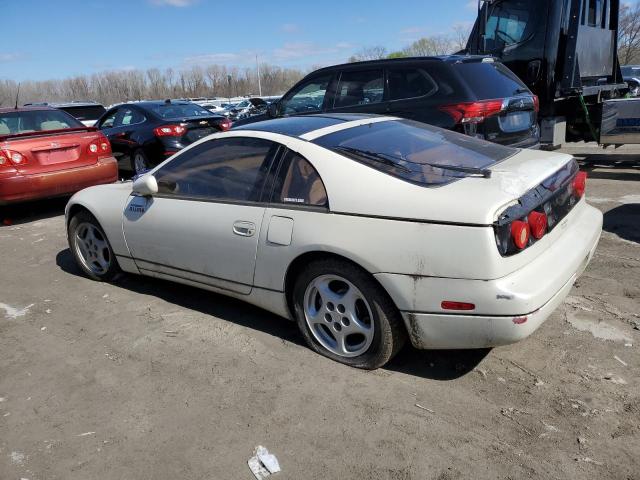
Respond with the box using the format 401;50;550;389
233;221;256;237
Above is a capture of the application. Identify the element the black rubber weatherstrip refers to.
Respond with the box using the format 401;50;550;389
329;211;490;227
117;254;283;293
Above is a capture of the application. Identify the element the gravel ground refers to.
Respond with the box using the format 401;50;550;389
0;147;638;480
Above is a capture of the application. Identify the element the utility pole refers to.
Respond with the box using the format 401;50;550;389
255;54;262;97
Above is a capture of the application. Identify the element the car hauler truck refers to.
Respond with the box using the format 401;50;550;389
465;0;640;147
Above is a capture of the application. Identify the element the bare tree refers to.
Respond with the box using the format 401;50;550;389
348;46;388;62
618;3;640;65
403;35;454;56
451;23;472;52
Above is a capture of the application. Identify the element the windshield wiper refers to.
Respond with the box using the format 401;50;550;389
334;146;412;173
335;146;492;179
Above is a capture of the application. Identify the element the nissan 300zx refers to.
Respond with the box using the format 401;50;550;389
65;114;602;369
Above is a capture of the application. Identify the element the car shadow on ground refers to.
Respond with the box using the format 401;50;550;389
55;247;489;380
0;197;68;227
603;203;640;244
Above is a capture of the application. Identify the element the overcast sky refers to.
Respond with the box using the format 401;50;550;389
1;0;480;81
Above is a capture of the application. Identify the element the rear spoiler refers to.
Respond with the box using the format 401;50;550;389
0;126;98;142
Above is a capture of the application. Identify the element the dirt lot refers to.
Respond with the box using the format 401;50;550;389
1;146;638;480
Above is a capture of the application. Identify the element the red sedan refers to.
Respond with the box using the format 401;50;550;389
0;106;117;205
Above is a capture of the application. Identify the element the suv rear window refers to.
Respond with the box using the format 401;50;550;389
313;119;516;186
0;109;83;135
454;62;528;99
59;105;106;122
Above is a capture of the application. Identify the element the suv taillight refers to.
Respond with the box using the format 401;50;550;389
154;125;186;137
533;95;540;113
438;99;504;124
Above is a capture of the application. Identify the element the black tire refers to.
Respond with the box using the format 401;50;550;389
292;258;406;369
130;148;149;175
68;210;121;281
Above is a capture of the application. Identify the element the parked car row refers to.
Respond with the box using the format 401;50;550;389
1;52;602;370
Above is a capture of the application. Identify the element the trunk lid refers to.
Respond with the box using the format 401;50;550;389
176;116;225;143
0;128;105;175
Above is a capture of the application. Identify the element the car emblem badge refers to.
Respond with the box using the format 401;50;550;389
199;120;208;125
51;142;59;148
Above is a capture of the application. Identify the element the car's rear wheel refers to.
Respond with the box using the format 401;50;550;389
68;211;120;281
131;149;149;175
292;259;406;369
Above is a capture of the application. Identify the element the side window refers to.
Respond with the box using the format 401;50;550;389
99;109;118;129
333;70;384;108
273;150;328;207
154;137;278;202
120;108;145;126
282;75;332;115
388;67;438;101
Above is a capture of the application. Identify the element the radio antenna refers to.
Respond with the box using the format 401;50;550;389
14;83;20;109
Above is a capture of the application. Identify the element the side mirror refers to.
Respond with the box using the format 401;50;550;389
132;174;158;196
267;102;281;118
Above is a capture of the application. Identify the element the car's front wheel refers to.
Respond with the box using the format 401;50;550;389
292;259;406;369
68;210;120;281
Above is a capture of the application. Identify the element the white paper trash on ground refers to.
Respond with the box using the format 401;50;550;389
248;445;281;479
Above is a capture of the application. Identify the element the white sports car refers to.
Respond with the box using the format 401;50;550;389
65;114;602;369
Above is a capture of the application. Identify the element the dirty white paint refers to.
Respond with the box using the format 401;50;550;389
10;451;25;465
0;303;35;319
77;431;96;437
566;312;633;343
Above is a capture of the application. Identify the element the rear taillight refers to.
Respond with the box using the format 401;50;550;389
87;135;112;156
0;149;27;167
573;171;587;198
533;95;540;113
511;220;530;250
438;99;504;124
154;125;186;137
218;119;232;131
527;211;548;239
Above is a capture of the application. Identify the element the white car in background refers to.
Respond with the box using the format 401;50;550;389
65;114;602;369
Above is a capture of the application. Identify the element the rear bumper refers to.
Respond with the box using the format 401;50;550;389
0;157;118;205
375;201;603;349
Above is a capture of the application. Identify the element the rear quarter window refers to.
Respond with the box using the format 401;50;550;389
387;62;466;103
454;62;528;99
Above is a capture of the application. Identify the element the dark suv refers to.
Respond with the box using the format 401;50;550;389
235;56;539;148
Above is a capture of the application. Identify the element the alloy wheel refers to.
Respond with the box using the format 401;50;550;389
303;274;375;357
74;222;112;275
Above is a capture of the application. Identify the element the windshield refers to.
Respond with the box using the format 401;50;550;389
313;120;516;187
0;109;83;135
483;0;539;51
149;103;212;119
